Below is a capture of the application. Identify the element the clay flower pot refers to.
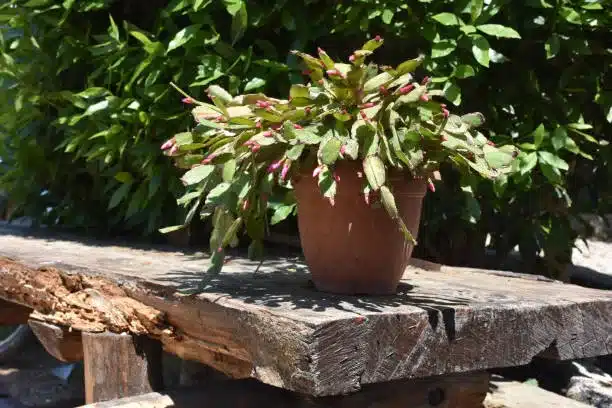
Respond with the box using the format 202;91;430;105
294;161;426;295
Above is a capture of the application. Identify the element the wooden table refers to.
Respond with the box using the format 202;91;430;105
0;224;611;407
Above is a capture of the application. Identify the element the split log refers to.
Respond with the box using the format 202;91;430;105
28;318;83;362
0;298;31;325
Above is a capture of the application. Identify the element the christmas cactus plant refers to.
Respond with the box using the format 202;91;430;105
161;37;517;274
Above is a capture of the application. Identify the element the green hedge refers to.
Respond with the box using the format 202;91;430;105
0;0;610;275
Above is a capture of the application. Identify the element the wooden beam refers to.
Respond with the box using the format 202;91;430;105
0;298;31;325
1;225;612;397
28;318;83;362
77;371;489;408
82;331;163;404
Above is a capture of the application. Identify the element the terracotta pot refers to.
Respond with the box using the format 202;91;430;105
293;161;426;295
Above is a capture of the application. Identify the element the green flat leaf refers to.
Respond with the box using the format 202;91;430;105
222;160;237;182
230;2;248;44
319;138;342;165
545;35;560;59
181;165;215;185
560;7;581;24
159;225;186;234
363;156;386;190
551;127;568;150
539;161;562;184
533;124;547;148
115;172;133;184
244;77;265;91
380;186;416;243
205;182;232;205
108;183;131;210
222;217;243;247
431;40;457;59
519;152;538;175
364;72;394;92
295;128;322;144
395;55;425;75
471;35;490;67
318;167;337;199
167;24;201;52
381;8;394;24
444;82;462;106
483;144;514;169
476;24;521;39
286;144;305;161
343;139;359;160
289;84;310;99
177;191;202;206
223;0;242;15
432;12;460;26
454;64;475;78
470;0;484;22
271;204;295;225
538;151;569;171
461;113;485;128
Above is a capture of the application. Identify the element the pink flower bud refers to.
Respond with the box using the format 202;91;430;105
256;100;271;109
359;102;375;109
379;85;388;95
217;247;223;253
182;97;194;104
421;76;430;85
349;54;356;62
440;103;447;108
312;166;323;178
305;107;312;114
360;110;368;120
267;160;282;173
328;197;335;207
317;79;325;85
441;135;448;142
302;69;312;76
427;180;436;192
242;200;249;211
340;145;347;155
294;123;303;129
168;145;179;156
326;69;339;76
364;191;370;205
281;161;291;181
420;94;430;102
317;47;324;54
255;121;262;129
272;124;282;131
399;84;415;94
333;172;340;182
214;115;226;122
262;130;274;138
487;140;496;146
357;171;363;178
374;35;382;42
250;143;261;153
201;153;217;164
442;108;450;118
161;138;175;150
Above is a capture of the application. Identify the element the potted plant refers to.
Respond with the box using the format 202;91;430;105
161;37;516;295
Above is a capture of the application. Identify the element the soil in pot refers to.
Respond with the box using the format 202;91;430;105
293;161;426;295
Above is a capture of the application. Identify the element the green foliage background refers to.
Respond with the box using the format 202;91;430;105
0;0;610;275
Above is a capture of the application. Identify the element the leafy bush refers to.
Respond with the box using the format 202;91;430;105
0;0;610;276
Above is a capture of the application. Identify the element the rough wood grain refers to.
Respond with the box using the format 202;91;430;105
0;298;31;325
77;372;489;408
484;378;592;408
28;318;84;362
82;331;163;404
1;224;611;397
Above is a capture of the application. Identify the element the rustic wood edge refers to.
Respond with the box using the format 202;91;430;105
0;256;253;380
28;317;84;362
0;297;32;325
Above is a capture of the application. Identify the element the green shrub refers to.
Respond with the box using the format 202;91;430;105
0;0;610;276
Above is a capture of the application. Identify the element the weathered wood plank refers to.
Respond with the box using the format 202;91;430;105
1;224;611;397
28;318;83;362
77;372;489;408
0;298;31;325
82;331;163;404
